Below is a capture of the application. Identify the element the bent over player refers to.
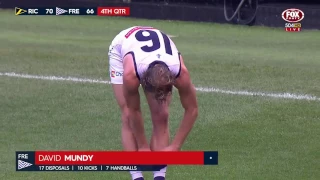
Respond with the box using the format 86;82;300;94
108;26;198;180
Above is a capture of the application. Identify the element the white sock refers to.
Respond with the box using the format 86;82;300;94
130;171;143;180
153;166;167;178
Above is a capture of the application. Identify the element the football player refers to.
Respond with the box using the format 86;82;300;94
108;26;198;180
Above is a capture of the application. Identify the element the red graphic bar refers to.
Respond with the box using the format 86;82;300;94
35;151;204;165
97;7;130;16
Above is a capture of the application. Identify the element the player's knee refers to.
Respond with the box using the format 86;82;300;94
160;109;169;121
120;106;130;127
152;110;169;137
152;109;169;124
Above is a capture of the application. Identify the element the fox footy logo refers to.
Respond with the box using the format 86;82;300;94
282;8;304;32
282;8;304;23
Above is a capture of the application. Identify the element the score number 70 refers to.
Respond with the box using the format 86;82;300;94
46;9;54;14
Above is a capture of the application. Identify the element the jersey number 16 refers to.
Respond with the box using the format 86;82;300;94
135;30;173;55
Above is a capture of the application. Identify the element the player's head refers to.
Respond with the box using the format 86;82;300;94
141;61;175;103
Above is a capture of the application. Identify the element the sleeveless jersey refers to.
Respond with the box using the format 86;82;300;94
110;26;181;79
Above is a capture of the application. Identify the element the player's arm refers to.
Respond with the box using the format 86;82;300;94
123;54;149;150
171;56;198;150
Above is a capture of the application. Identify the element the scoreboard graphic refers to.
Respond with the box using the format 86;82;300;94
15;7;131;16
16;151;218;172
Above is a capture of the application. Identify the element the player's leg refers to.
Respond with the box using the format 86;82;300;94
109;43;138;152
112;84;144;180
146;93;171;151
109;47;143;180
145;92;172;180
112;84;137;151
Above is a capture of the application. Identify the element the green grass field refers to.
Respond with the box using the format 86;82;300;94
1;9;320;180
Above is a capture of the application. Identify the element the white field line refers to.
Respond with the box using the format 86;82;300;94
1;72;319;101
168;35;177;38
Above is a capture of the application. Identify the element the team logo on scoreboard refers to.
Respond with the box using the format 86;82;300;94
56;7;68;15
282;8;304;32
15;7;27;15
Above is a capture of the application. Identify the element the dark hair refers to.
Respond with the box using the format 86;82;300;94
140;61;176;103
